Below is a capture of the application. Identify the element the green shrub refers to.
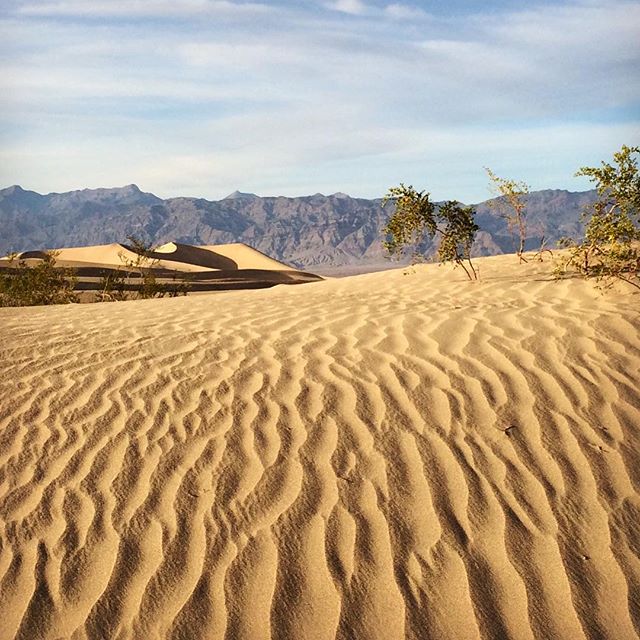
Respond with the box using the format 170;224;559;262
0;252;77;307
382;184;479;280
436;200;480;280
555;145;640;290
98;236;191;301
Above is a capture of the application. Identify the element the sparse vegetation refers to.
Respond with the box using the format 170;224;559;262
555;145;640;290
98;236;191;301
382;184;479;280
382;185;436;261
0;251;77;307
485;168;530;263
0;237;191;307
530;234;553;262
97;268;128;302
435;200;480;280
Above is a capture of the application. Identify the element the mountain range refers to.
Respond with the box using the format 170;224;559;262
0;184;597;270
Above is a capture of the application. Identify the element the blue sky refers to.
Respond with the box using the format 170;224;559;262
1;0;639;202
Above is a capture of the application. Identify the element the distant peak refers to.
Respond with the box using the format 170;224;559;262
2;185;25;195
332;192;350;199
223;190;258;200
122;184;141;192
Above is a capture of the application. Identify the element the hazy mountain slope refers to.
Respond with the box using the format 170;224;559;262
0;185;596;267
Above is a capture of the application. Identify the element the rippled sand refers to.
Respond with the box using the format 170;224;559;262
1;254;639;639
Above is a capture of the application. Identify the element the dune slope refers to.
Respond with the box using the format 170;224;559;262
0;254;639;639
5;241;322;297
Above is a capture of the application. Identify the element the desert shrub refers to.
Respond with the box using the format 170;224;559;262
163;272;192;297
98;236;191;301
0;251;77;307
97;268;128;302
485;168;530;263
382;184;479;280
437;200;480;280
122;236;163;299
530;234;553;262
555;145;640;290
382;185;436;260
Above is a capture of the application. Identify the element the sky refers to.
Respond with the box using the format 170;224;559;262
1;0;639;202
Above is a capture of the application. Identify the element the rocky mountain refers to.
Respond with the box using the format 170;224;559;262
0;184;597;269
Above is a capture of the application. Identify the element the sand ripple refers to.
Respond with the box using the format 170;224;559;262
1;255;639;639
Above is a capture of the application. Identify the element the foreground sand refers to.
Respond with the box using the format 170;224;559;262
0;254;639;639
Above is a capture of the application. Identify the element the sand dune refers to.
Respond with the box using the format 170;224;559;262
6;242;322;295
15;241;297;273
198;243;302;271
0;254;639;639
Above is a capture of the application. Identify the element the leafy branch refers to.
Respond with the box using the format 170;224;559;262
485;168;530;263
0;251;77;307
382;184;479;280
555;145;640;290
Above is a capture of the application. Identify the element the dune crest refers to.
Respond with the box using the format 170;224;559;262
0;254;639;639
13;241;297;273
3;241;322;294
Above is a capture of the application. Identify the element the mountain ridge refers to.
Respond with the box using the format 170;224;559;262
0;185;597;268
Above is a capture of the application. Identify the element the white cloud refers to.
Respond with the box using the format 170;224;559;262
1;0;638;201
480;1;640;51
384;3;427;19
15;0;270;17
324;0;368;15
178;42;301;69
3;118;637;200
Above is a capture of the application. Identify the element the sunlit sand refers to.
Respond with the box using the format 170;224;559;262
0;252;638;639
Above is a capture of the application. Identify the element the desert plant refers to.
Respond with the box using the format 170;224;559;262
485;168;530;263
98;236;191;301
121;236;163;299
97;268;128;302
0;251;77;306
530;235;552;262
382;184;437;261
382;184;479;280
164;271;192;297
436;200;479;280
555;145;640;290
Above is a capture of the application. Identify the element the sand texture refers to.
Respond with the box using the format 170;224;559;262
0;253;639;639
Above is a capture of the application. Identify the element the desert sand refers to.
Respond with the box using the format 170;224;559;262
0;251;639;639
4;242;322;296
15;242;296;272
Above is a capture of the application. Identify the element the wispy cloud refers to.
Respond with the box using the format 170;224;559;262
14;0;271;17
323;0;427;19
324;0;369;16
1;0;638;200
384;3;428;19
